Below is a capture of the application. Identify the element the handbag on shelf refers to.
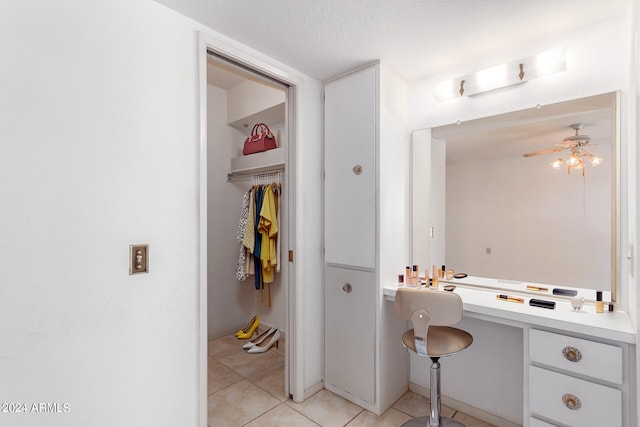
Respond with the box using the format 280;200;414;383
243;123;277;155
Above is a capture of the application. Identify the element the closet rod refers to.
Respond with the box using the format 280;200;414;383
226;166;284;182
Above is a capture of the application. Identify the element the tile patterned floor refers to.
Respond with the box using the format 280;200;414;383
208;333;496;427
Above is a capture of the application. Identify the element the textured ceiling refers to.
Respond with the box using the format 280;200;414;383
155;0;626;81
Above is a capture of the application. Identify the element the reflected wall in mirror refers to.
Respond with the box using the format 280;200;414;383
428;92;618;295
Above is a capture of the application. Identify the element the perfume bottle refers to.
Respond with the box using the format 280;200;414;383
596;291;603;313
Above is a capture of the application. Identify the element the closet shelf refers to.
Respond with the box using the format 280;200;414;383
228;103;285;134
229;147;285;179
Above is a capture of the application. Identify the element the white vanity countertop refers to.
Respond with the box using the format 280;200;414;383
383;276;636;344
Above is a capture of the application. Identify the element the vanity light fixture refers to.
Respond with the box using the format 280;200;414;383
433;48;567;102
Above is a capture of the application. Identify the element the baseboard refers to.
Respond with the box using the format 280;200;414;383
409;383;522;427
303;380;324;401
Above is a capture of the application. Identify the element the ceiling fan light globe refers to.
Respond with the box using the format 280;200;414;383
590;156;604;166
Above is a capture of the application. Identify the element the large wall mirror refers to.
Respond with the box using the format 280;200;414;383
418;92;619;298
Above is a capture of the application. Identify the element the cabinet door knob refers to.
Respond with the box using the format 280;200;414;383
342;283;352;293
562;393;582;410
352;165;363;175
562;346;582;362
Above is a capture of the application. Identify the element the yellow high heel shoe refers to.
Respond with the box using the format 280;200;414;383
235;315;259;339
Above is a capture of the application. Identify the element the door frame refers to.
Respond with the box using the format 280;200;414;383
197;30;304;424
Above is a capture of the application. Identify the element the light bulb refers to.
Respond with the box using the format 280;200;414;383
551;159;562;169
590;156;603;166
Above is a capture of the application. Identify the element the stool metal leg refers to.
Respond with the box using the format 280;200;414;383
430;358;441;426
401;357;466;427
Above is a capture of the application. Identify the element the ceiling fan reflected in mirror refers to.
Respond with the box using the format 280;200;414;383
522;123;604;176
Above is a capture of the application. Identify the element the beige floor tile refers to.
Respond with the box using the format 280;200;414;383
250;360;287;401
208;379;280;427
218;345;284;378
345;407;413;426
208;357;243;395
208;335;246;360
244;403;320;427
391;391;429;418
453;411;496;427
286;389;363;427
392;391;455;419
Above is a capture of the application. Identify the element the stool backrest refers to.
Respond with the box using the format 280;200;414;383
394;287;463;326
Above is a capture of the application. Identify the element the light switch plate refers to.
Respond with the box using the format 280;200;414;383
129;244;149;274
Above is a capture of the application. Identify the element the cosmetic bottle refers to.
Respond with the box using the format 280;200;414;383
411;265;418;287
405;266;412;286
445;269;454;280
440;265;446;279
432;275;438;289
596;291;603;313
398;274;404;286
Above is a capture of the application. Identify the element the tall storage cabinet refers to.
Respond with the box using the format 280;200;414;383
324;63;409;415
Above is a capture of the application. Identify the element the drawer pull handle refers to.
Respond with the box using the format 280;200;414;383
562;393;582;410
562;346;582;362
342;283;352;293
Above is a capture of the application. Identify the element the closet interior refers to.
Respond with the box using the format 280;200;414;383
206;53;289;390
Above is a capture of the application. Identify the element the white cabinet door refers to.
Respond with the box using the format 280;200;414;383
324;266;375;404
324;67;376;269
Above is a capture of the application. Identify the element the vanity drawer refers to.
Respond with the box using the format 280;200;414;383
529;366;621;426
529;329;622;384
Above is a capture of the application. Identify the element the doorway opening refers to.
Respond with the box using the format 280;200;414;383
203;48;295;420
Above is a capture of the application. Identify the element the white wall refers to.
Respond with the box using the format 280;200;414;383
378;64;411;412
206;85;255;339
0;1;200;426
298;78;325;396
227;80;285;125
446;153;612;289
0;0;324;425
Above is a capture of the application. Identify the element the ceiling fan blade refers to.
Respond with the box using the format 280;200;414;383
563;134;591;143
522;147;565;158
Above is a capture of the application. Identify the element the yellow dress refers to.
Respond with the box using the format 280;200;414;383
258;184;279;283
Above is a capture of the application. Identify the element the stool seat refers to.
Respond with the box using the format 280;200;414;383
402;326;473;358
